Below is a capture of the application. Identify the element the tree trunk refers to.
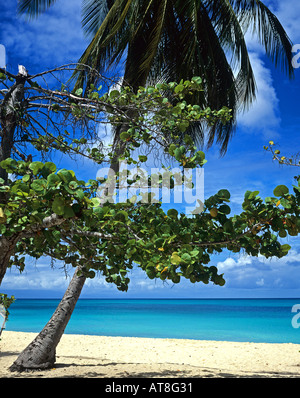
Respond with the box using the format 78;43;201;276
0;68;27;184
9;265;86;372
0;235;22;285
9;61;148;372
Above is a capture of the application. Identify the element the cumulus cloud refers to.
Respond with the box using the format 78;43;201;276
217;249;300;290
2;265;70;291
237;52;281;139
2;0;87;73
273;1;300;43
235;0;300;138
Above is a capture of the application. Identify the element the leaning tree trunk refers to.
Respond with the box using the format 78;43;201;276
9;57;149;372
9;265;86;371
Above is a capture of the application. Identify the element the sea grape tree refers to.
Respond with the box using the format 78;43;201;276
1;65;300;371
0;64;299;296
0;65;232;286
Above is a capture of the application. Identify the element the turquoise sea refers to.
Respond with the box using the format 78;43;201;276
4;298;300;343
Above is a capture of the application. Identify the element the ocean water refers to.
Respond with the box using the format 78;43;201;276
4;298;300;343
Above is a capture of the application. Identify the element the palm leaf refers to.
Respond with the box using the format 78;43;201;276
134;0;168;76
17;0;58;18
81;0;111;37
147;1;238;153
205;0;256;109
71;0;293;154
73;0;135;88
232;0;294;78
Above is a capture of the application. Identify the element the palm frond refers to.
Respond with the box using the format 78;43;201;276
137;0;168;75
147;1;238;153
71;0;293;155
81;0;111;38
232;0;294;78
73;0;134;88
204;0;256;109
17;0;58;18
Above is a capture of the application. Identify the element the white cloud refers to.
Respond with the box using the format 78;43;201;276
234;0;300;137
2;268;70;291
216;248;300;290
97;124;114;150
217;254;253;272
256;278;265;286
237;52;281;138
273;1;300;43
2;1;87;73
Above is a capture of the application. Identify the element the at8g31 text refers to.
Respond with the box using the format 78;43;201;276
147;382;192;393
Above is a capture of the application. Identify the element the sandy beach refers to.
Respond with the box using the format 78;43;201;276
1;331;300;378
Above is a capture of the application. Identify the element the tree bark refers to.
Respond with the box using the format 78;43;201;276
0;68;27;184
0;235;21;285
8;61;147;372
9;265;86;371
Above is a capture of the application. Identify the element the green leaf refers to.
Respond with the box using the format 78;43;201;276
52;197;65;216
52;230;61;242
115;210;128;222
279;229;287;238
174;84;184;93
75;88;83;96
171;252;181;265
41;162;56;177
29;161;44;175
120;132;130;141
281;244;291;253
219;204;231;215
93;206;105;218
223;220;234;233
47;173;61;187
58;169;74;183
280;198;292;209
0;158;18;171
192;76;202;85
22;174;30;183
129;195;137;204
109;90;119;99
167;209;178;219
90;197;101;207
168;144;177;156
217;189;231;200
248;191;260;199
172;275;181;284
31;179;46;192
138;155;147;163
68;181;78;190
181;253;192;264
273;185;289;197
174;148;183;161
64;205;75;218
178;121;189;132
196;151;205;161
186;264;194;275
75;189;85;201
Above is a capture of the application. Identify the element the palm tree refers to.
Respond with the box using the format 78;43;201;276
19;0;294;154
11;0;294;371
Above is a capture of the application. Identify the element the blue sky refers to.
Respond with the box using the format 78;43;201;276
1;0;300;299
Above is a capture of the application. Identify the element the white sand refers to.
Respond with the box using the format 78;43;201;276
1;331;300;378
